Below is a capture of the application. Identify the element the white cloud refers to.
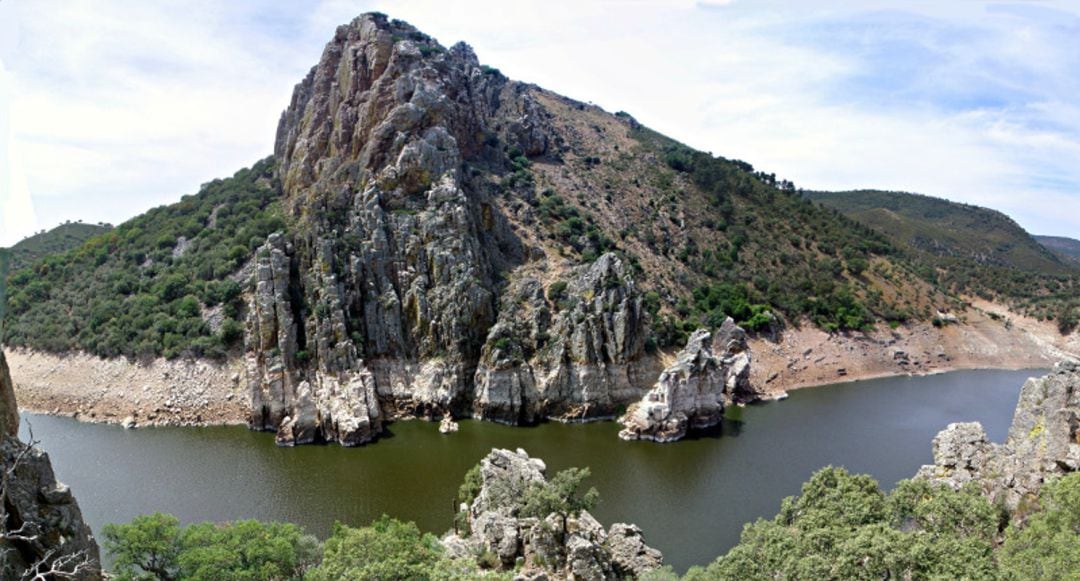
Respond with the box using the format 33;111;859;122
0;0;1077;240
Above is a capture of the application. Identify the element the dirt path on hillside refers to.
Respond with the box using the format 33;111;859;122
749;300;1080;395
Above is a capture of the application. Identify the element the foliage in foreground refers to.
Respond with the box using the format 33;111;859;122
103;513;320;580
645;468;1080;581
103;513;504;581
101;466;1080;580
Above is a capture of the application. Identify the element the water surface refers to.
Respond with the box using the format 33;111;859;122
20;368;1042;571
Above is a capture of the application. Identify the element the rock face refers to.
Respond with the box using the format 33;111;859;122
245;13;656;444
0;351;101;579
916;361;1080;512
442;448;662;580
472;255;650;425
618;319;752;442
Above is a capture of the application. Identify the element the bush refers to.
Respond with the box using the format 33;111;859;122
1001;472;1080;579
307;517;442;581
697;468;999;580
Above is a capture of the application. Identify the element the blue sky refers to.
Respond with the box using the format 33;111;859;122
1;0;1078;246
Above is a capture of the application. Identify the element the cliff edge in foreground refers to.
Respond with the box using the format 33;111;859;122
0;350;101;579
917;360;1080;513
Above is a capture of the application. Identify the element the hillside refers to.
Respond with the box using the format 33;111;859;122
6;222;111;272
806;190;1079;331
1036;234;1080;264
3;159;282;358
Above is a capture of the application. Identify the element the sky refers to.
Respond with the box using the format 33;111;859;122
1;0;1079;247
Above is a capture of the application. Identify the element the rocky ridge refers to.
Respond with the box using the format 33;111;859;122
441;448;662;579
916;360;1080;513
245;13;660;445
0;350;101;579
618;318;753;442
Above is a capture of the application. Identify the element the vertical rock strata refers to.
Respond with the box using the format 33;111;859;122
1;351;101;579
618;318;753;442
916;361;1080;512
472;254;649;425
245;13;665;444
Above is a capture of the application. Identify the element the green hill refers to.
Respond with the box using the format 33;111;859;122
7;222;111;272
806;190;1078;330
2;158;283;358
0;15;1031;363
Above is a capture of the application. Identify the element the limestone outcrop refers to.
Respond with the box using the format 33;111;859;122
442;448;662;580
916;360;1080;512
1;350;101;579
245;13;657;444
618;318;752;442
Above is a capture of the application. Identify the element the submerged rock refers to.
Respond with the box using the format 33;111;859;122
442;448;662;579
916;360;1080;512
618;318;753;442
439;415;459;434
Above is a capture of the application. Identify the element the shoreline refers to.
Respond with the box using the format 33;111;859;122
6;300;1077;430
12;359;1065;431
6;348;248;429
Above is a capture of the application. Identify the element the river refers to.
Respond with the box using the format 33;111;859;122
18;368;1042;572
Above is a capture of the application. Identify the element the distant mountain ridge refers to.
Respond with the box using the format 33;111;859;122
805;190;1068;273
1036;235;1080;264
7;222;111;272
805;189;1078;328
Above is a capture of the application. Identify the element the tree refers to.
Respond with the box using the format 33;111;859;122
306;516;443;581
697;468;999;580
104;515;319;580
103;513;181;580
520;467;600;539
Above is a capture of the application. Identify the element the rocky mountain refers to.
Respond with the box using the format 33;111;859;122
6;222;111;273
0;350;101;579
242;13;955;445
6;12;1052;445
1036;234;1080;264
806;189;1079;326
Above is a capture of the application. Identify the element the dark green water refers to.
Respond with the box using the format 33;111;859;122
19;368;1042;571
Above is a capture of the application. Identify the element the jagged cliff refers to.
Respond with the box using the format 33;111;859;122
916;361;1079;513
0;350;101;579
246;14;660;444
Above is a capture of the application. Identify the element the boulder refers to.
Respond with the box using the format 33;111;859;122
442;448;662;579
618;319;753;442
916;360;1080;512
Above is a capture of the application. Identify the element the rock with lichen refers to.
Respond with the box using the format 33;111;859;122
916;360;1080;513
